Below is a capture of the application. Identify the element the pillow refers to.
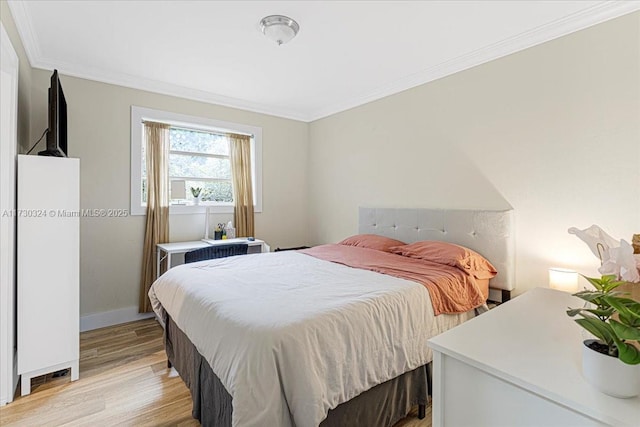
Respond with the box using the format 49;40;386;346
338;234;406;253
390;241;497;280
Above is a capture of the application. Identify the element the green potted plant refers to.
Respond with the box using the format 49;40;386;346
567;225;640;398
190;186;202;205
566;275;640;398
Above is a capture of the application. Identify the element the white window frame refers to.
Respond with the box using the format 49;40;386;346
130;106;262;216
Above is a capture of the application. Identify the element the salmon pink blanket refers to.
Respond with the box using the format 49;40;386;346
301;244;485;315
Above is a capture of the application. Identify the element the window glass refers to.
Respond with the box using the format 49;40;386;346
168;154;231;180
169;128;229;155
141;127;235;204
184;180;233;202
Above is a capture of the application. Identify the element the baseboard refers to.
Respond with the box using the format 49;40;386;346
80;306;155;332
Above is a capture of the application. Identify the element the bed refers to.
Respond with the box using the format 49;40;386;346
150;208;515;427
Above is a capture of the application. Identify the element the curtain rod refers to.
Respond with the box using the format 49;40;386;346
141;120;253;138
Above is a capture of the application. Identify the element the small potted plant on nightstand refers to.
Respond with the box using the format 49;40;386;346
567;225;640;398
567;275;640;398
190;187;202;205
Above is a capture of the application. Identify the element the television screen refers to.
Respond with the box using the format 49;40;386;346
39;70;67;157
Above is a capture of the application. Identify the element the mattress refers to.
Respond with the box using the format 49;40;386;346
165;313;429;427
150;250;478;427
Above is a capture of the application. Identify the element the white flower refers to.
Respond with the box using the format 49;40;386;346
569;225;640;283
599;239;640;283
568;225;618;259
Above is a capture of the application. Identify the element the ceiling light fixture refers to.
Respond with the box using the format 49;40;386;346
260;15;299;46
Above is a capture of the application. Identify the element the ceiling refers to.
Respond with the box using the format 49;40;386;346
8;1;639;122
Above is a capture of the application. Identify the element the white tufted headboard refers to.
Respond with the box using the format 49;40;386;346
358;207;515;291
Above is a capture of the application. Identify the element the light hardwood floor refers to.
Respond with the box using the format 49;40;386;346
0;319;431;426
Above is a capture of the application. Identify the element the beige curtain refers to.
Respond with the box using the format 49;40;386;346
230;133;254;238
139;121;170;313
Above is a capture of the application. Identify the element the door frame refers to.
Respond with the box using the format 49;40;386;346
0;21;19;405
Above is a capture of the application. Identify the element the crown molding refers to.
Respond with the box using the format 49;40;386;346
6;1;41;67
30;56;311;122
9;0;640;123
7;1;310;122
308;1;640;121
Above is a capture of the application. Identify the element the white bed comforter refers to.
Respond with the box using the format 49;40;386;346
149;251;474;427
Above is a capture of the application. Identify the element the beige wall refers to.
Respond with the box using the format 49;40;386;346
308;12;640;295
29;71;310;315
1;1;32;152
12;9;640;316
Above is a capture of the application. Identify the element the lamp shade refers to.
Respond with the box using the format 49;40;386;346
549;268;578;293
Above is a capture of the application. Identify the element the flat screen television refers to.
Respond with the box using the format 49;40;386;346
38;70;67;157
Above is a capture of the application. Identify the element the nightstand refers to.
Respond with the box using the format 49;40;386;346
428;287;639;427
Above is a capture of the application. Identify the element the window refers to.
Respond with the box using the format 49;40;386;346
142;127;234;204
131;106;262;215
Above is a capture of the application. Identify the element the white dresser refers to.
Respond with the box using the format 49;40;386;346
17;155;79;396
428;287;639;427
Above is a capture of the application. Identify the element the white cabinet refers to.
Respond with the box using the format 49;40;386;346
428;288;639;427
17;155;79;396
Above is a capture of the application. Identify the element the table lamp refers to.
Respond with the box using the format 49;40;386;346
549;268;579;293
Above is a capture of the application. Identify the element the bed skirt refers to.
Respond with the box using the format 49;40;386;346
165;313;429;427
